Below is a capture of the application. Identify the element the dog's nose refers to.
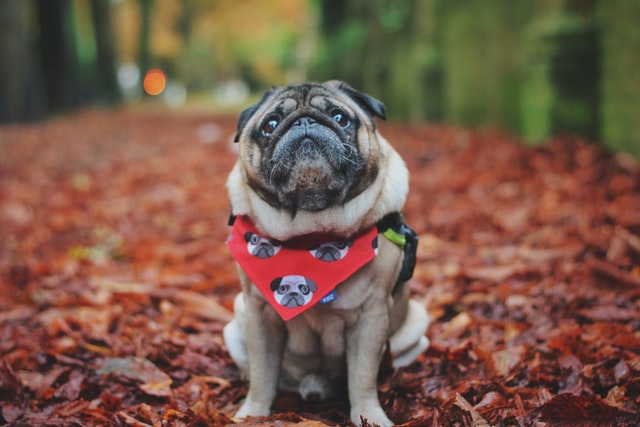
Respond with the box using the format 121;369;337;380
294;117;316;129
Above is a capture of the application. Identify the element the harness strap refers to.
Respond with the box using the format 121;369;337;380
377;212;419;291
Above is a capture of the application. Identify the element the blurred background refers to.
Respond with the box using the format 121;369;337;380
0;0;638;155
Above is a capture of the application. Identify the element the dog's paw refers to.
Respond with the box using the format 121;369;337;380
351;404;393;427
234;399;271;419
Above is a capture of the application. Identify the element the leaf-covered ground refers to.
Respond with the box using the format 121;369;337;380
1;109;639;426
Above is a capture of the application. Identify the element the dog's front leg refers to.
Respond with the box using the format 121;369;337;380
234;292;285;418
346;303;393;427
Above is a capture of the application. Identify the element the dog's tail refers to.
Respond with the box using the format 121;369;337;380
390;299;430;367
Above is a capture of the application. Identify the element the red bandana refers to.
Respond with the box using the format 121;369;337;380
227;216;379;321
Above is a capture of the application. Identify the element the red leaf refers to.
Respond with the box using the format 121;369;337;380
539;394;638;426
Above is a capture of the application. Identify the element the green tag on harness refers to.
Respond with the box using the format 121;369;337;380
378;215;418;283
383;228;406;246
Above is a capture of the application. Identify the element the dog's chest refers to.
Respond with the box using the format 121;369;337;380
285;309;359;359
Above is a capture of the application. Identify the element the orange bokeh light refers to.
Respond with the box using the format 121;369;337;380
143;69;167;96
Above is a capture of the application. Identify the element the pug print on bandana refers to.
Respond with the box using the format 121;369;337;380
227;216;379;321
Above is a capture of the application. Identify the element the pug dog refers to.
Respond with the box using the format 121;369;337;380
223;81;429;427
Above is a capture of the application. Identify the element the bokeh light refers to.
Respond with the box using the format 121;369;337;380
143;69;167;96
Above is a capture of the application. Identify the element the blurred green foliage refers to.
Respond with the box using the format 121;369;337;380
309;0;639;156
0;0;638;156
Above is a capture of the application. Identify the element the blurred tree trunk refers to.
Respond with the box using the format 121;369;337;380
90;0;120;105
408;0;444;122
37;0;83;113
319;0;345;37
519;1;600;143
316;0;365;90
380;0;444;122
314;0;443;121
440;1;531;131
0;0;46;122
598;0;640;156
176;0;193;87
139;0;153;75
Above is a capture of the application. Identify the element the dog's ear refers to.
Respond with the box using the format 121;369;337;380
270;277;283;291
329;80;386;120
244;232;254;242
234;88;274;142
305;278;317;292
234;104;260;143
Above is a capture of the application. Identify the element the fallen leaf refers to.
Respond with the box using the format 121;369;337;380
98;357;173;397
539;393;639;426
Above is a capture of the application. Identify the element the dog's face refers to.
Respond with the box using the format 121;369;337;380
234;80;386;214
244;231;282;259
309;240;352;262
270;275;317;308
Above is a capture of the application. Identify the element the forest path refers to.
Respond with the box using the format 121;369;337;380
1;109;639;426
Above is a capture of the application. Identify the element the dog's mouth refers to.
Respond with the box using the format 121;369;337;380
280;293;308;308
314;248;342;261
265;118;362;212
253;245;275;258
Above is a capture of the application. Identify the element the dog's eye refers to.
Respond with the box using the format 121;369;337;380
261;118;279;137
299;285;310;295
331;110;350;129
277;285;289;294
